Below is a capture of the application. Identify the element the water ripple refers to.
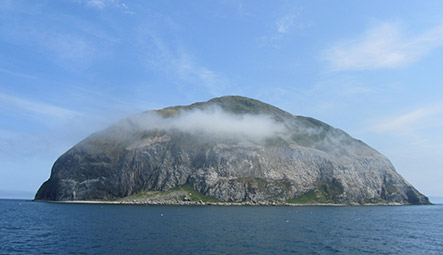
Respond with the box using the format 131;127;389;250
1;200;443;254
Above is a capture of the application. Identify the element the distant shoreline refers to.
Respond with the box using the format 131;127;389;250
34;200;412;206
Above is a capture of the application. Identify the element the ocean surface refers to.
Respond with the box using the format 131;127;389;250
1;200;442;254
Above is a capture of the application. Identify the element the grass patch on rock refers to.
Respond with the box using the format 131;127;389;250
287;179;344;204
287;190;318;204
119;184;220;203
175;184;221;202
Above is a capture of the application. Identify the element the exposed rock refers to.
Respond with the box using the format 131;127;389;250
35;96;430;205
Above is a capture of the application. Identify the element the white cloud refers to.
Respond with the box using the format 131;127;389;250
0;92;80;119
0;12;108;70
81;0;134;13
47;33;96;63
176;54;231;95
276;14;296;34
372;104;443;134
85;0;119;9
324;22;443;71
137;30;232;96
364;103;443;197
129;106;287;142
86;0;107;9
373;108;428;133
0;67;37;80
257;10;306;47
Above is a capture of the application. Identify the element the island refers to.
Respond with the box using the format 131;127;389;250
35;96;430;205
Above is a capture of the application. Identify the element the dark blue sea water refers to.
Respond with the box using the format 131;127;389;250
1;200;442;255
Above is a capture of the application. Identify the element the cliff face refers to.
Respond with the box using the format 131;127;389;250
35;96;430;205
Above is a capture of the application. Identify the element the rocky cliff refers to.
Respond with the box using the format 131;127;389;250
35;96;430;205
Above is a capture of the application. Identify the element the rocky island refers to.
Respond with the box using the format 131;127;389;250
35;96;430;205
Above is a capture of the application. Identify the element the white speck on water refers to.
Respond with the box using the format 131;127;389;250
161;214;164;217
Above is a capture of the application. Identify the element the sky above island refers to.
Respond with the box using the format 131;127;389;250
1;0;442;199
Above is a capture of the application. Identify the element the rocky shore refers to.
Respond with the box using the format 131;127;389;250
50;199;404;207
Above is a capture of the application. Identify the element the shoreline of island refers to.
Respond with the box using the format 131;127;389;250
37;199;408;206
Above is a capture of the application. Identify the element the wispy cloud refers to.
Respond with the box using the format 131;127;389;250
258;10;306;47
137;30;232;96
0;10;109;70
79;0;134;14
0;92;80;119
86;0;112;9
276;14;296;34
365;103;443;196
324;22;443;71
372;103;443;134
176;54;231;95
45;32;97;64
0;67;37;80
82;0;119;9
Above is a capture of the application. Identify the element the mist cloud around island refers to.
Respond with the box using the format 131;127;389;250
125;106;289;142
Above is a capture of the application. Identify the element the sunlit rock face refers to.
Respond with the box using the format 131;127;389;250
35;96;430;205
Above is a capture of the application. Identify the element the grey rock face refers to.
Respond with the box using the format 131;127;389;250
35;96;430;205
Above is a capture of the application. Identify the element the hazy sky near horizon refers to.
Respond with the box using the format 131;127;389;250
1;0;443;199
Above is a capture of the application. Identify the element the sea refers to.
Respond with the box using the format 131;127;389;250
1;200;442;255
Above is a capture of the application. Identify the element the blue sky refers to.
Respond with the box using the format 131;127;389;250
1;0;443;200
